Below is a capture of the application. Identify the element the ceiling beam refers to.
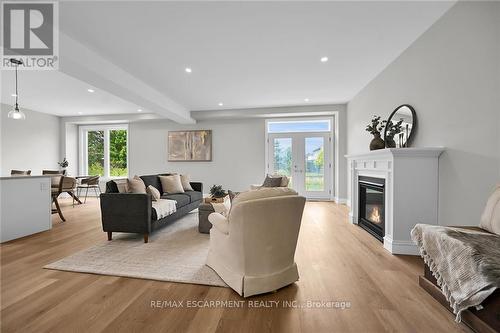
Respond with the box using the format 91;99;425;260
59;32;195;124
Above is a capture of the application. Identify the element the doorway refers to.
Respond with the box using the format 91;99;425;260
266;119;333;199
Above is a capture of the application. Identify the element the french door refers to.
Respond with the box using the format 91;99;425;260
268;132;332;199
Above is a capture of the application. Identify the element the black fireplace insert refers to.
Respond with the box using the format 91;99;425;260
358;176;385;242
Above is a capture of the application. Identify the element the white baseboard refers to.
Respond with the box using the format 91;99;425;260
334;197;348;205
383;236;419;255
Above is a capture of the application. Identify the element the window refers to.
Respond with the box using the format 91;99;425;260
80;125;128;178
267;119;331;133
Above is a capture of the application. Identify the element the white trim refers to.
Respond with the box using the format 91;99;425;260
383;236;419;255
78;124;129;178
264;115;337;200
334;197;348;205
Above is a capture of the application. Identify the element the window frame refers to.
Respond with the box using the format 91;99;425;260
267;118;332;133
79;124;129;179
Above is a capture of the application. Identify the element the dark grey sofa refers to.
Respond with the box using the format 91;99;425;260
100;174;202;243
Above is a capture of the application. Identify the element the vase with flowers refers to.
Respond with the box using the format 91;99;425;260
57;157;69;174
385;119;404;148
365;116;387;151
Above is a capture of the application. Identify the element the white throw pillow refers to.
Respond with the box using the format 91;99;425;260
159;175;185;194
180;174;194;191
128;175;146;193
479;185;500;235
146;185;161;201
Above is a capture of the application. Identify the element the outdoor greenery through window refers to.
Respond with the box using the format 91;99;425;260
83;126;128;178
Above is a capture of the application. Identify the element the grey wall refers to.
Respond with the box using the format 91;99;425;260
129;118;266;192
1;104;60;176
347;2;500;225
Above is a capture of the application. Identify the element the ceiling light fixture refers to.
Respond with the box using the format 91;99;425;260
185;67;192;73
320;56;328;63
304;98;310;102
87;88;95;93
137;109;143;112
218;102;223;106
78;112;83;115
7;58;26;120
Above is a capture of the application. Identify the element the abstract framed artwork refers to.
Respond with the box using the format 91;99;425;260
168;130;212;161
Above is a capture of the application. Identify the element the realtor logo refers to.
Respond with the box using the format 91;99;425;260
1;1;59;69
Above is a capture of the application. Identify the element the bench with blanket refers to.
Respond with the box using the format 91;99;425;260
100;174;202;243
411;185;500;332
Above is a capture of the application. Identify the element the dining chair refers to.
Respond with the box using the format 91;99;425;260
77;176;101;203
42;169;66;176
51;176;78;221
45;171;81;206
11;170;31;176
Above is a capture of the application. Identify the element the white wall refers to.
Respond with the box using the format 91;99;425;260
1;104;60;176
129;118;265;192
61;104;348;198
347;2;500;225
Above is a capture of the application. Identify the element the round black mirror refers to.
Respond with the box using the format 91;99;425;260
384;104;416;148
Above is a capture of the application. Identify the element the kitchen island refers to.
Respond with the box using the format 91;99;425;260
0;175;52;243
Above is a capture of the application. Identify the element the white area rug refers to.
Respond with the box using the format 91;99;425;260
44;212;228;287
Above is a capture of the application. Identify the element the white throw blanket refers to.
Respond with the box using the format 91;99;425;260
411;224;500;321
152;199;176;220
211;196;231;217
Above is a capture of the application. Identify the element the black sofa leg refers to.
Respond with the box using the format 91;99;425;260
144;234;149;243
107;232;112;241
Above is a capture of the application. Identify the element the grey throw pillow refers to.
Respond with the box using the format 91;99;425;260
262;175;282;187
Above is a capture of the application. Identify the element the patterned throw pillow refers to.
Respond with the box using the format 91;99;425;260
146;185;161;201
262;175;283;187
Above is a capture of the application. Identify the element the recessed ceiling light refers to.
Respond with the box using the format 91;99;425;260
78;112;83;115
185;67;192;73
137;109;143;112
87;88;95;93
11;93;17;97
304;98;310;102
320;56;328;63
218;102;223;106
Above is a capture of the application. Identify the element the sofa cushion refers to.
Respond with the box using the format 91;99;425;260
480;185;500;235
180;174;194;191
128;175;146;193
106;180;119;193
146;185;161;201
140;175;162;193
262;175;282;187
159;175;185;194
161;193;190;208
183;190;202;203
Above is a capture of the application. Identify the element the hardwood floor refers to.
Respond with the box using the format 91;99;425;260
1;199;469;333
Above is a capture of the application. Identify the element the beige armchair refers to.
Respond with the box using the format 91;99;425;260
206;187;306;297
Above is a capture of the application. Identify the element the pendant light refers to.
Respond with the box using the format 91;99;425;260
7;58;26;120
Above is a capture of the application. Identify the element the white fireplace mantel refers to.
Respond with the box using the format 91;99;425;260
346;147;444;255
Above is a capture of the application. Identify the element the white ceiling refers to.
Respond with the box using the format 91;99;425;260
0;70;144;116
1;1;456;119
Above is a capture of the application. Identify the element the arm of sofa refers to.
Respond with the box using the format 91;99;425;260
208;212;229;234
100;193;152;234
190;182;203;193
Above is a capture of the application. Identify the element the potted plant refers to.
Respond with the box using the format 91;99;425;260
58;157;69;174
365;116;387;150
385;119;404;148
208;184;227;203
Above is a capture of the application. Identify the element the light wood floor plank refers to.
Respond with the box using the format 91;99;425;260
0;199;469;332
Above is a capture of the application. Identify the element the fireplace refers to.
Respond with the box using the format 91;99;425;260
358;176;385;242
